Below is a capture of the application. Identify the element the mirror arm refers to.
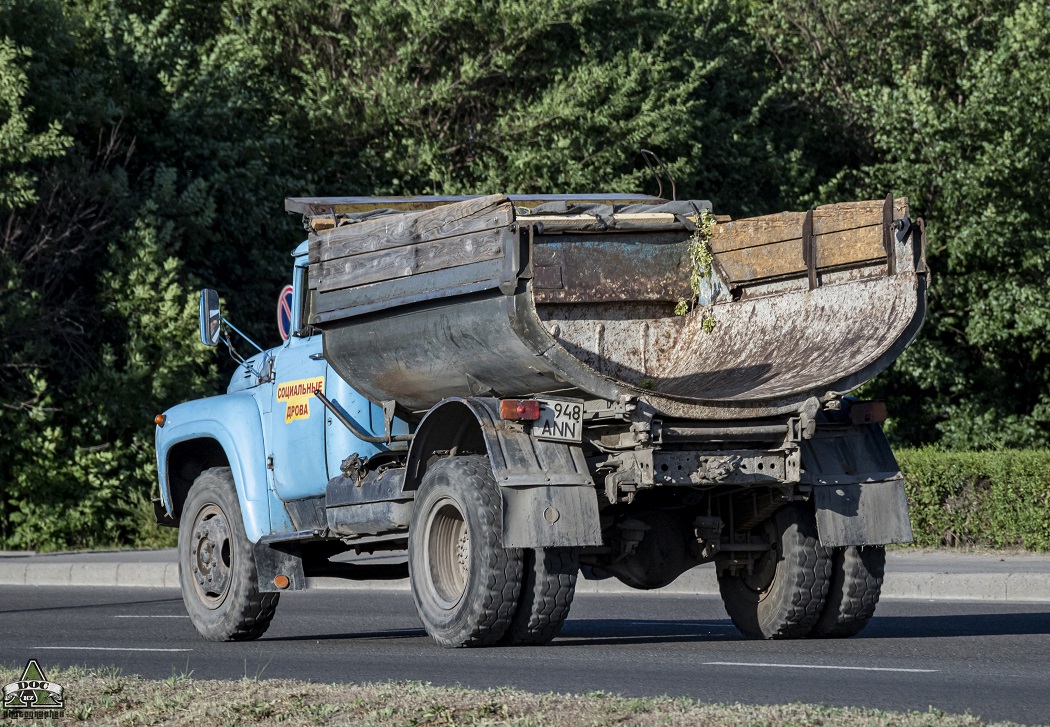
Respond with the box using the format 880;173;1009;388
221;317;265;354
220;331;264;378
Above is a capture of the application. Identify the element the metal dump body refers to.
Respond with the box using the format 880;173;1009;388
293;193;927;420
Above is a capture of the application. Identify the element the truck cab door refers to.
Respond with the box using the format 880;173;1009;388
268;260;329;503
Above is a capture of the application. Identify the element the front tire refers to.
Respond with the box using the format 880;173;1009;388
178;467;279;641
717;503;830;639
408;455;523;647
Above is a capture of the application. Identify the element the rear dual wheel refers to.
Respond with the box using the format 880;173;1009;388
811;545;885;638
504;547;579;646
717;503;883;639
408;455;577;647
717;503;831;639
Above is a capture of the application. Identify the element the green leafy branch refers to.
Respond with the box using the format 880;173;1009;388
675;209;717;332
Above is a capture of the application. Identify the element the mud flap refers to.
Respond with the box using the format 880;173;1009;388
813;479;913;547
253;540;307;592
500;484;603;548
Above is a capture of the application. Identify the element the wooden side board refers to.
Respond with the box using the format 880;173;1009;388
306;193;908;315
318;229;505;292
709;198;906;285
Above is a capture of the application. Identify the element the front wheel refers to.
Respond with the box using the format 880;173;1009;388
178;467;279;641
717;503;830;639
408;455;523;647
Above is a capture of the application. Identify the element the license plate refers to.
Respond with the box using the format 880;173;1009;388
532;398;584;442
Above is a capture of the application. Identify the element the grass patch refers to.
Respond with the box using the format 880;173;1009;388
0;665;1018;726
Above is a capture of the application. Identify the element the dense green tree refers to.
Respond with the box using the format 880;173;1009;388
4;0;1047;549
0;0;218;549
750;0;1050;448
0;0;770;549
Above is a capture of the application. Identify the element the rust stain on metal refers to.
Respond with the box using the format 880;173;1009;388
531;233;691;304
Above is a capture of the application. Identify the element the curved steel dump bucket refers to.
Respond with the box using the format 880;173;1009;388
306;194;927;420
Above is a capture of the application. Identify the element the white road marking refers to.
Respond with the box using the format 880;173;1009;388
113;615;187;618
35;646;192;652
704;661;938;673
626;620;735;628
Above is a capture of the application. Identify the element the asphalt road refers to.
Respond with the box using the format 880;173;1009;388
2;586;1048;724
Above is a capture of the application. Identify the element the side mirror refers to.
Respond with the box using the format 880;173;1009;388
199;289;222;347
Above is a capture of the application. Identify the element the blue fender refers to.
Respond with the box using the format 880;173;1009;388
155;393;293;542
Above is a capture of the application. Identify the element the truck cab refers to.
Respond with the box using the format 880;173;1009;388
156;241;404;538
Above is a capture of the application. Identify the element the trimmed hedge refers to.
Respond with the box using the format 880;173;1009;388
898;449;1050;551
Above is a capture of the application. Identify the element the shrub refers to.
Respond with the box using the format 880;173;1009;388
899;448;1050;551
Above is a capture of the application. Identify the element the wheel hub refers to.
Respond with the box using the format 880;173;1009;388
740;520;779;595
425;498;469;608
190;504;233;609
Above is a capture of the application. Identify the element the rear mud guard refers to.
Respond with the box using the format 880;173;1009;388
405;397;603;548
812;479;913;547
802;423;914;547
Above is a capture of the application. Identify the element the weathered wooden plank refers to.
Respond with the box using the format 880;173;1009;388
525;213;679;225
710;211;806;252
712;225;888;285
523;212;680;232
709;198;908;255
715;239;807;283
311;217;336;233
287;193;663;216
312;194;514;263
812;197;907;236
815;224;886;269
318;230;504;293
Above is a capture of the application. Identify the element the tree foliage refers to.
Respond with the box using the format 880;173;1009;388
752;0;1050;448
1;0;1047;549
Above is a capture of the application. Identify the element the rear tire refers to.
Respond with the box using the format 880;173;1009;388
717;503;830;639
502;548;579;645
178;467;279;641
810;545;885;638
408;455;523;647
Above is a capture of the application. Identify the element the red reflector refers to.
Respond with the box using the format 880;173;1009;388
850;401;887;425
516;400;541;421
500;399;541;421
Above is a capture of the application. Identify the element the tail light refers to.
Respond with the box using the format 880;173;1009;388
500;399;541;421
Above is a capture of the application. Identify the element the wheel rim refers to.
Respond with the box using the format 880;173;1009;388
740;518;779;597
424;496;469;609
189;503;233;609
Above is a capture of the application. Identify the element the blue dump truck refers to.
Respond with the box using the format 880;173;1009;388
154;192;927;647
